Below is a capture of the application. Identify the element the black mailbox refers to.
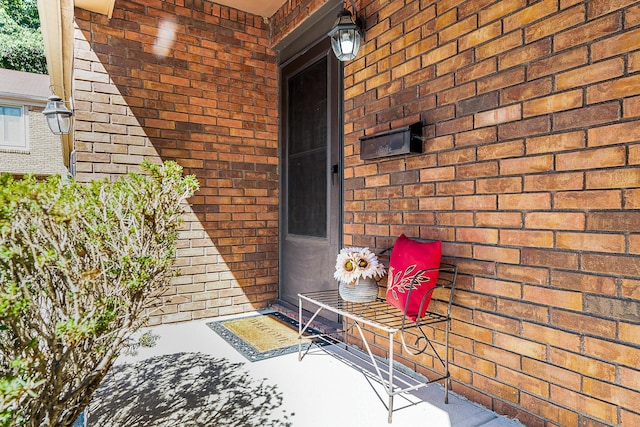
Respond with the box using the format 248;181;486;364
359;122;423;160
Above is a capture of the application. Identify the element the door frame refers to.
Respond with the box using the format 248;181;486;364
278;37;343;304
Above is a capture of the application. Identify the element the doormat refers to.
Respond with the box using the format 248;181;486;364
207;311;318;362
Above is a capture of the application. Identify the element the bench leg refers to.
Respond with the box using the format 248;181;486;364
445;378;450;404
388;331;394;423
444;314;450;404
298;297;303;361
297;300;324;362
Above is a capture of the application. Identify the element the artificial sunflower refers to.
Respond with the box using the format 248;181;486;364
334;247;386;284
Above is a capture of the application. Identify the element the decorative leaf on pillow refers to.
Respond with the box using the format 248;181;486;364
387;264;431;300
386;265;395;290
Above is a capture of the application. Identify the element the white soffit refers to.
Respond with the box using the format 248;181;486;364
74;0;287;20
214;0;288;18
74;0;116;18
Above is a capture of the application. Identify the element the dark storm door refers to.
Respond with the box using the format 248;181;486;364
280;39;342;306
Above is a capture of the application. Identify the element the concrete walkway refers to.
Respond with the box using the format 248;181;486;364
87;310;525;427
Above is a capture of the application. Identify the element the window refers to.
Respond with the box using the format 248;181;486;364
0;105;27;151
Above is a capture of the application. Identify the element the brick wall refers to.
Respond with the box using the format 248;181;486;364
0;106;68;177
72;0;279;323
342;0;640;425
71;0;640;424
270;0;326;46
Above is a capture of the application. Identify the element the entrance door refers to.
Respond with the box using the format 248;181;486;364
280;39;342;306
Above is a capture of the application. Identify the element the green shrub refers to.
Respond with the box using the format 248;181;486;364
0;0;46;73
0;161;198;427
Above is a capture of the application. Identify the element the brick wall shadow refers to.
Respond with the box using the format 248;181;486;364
73;1;279;323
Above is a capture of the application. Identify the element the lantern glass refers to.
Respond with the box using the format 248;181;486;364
42;95;73;135
45;111;71;135
328;9;362;62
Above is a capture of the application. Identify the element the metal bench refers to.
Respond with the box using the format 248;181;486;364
297;262;458;423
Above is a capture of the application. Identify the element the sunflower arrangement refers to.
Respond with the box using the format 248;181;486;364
334;247;386;284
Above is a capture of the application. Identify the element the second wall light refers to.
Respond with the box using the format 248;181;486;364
328;0;364;61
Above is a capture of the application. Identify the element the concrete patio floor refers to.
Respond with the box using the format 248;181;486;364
87;310;526;427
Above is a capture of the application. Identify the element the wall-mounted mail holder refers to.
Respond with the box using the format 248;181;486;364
359;122;423;160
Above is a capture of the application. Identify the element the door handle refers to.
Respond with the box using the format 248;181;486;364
331;164;339;186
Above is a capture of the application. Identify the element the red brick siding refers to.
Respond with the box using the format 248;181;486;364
71;0;640;424
343;0;640;425
73;0;279;323
270;0;330;46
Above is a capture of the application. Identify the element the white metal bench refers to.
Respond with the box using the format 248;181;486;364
297;262;458;423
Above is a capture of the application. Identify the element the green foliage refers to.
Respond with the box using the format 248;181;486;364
1;0;40;29
0;0;46;73
0;161;199;427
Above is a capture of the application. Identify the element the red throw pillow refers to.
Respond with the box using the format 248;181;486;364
385;235;442;321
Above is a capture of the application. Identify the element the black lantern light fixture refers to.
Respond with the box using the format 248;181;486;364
328;0;363;61
42;92;73;135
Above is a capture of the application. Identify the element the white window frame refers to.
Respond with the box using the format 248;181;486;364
0;103;29;152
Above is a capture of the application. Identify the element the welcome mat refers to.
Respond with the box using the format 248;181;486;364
207;311;317;362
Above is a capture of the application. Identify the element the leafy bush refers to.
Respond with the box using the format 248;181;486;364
0;0;46;73
0;161;199;427
0;32;47;74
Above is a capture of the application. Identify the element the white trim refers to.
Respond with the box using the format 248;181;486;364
24;106;31;152
74;0;116;18
0;93;48;107
37;0;74;167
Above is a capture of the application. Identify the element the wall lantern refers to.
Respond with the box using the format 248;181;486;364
328;0;363;61
42;94;73;135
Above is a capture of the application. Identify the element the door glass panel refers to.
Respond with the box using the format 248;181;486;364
287;57;328;238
